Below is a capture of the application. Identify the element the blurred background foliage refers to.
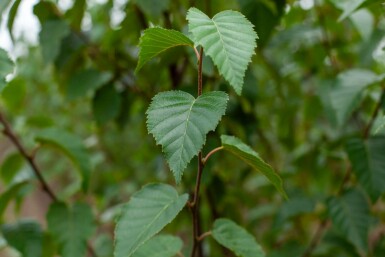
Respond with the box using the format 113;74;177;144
0;0;385;257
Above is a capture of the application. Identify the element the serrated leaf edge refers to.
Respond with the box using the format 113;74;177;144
146;91;228;183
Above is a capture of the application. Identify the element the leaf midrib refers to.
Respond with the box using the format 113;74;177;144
128;194;182;256
175;98;197;171
211;17;236;81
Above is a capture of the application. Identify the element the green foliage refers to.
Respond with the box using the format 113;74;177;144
39;20;71;63
66;69;113;100
0;181;29;221
221;135;286;198
92;85;122;125
7;0;21;42
346;136;385;201
35;127;92;191
147;91;228;182
0;153;25;184
320;69;383;127
212;218;265;257
1;1;385;257
47;202;95;257
375;115;385;134
332;0;383;21
1;220;43;257
136;28;194;73
114;184;188;257
0;48;14;92
327;189;370;254
187;7;258;94
132;235;183;257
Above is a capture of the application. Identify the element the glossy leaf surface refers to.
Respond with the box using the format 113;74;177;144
187;7;257;94
147;91;228;182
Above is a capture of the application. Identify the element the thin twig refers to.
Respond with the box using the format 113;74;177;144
0;110;98;257
202;146;223;165
190;47;205;257
197;231;212;241
0;111;57;201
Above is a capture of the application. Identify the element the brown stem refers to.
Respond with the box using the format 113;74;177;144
0;111;57;201
0;110;98;257
202;146;223;165
190;47;205;257
197;231;212;241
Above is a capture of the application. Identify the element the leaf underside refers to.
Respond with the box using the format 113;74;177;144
136;27;194;73
187;7;258;95
212;218;265;257
114;183;188;257
147;91;228;183
221;135;287;198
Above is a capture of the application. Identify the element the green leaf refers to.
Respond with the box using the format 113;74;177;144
221;135;287;198
40;20;70;62
187;7;258;94
66;69;113;100
1;220;43;257
6;0;21;42
35;127;92;192
114;183;188;257
134;0;170;18
346;136;385;201
0;153;25;184
0;0;12;21
0;47;14;92
327;189;370;253
136;27;194;73
147;91;228;183
132;235;183;257
47;202;95;257
66;0;87;31
0;181;29;221
92;85;122;125
331;0;383;21
375;115;385;134
0;77;26;112
323;69;383;127
212;218;265;257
